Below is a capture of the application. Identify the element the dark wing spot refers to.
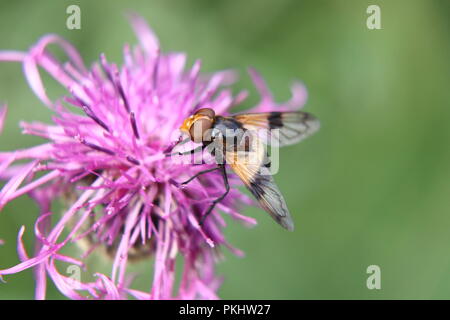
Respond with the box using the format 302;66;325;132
268;112;283;129
249;179;265;200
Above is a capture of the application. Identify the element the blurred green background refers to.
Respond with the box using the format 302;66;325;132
0;0;449;299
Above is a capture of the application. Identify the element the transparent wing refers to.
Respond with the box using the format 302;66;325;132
225;132;294;231
233;111;320;147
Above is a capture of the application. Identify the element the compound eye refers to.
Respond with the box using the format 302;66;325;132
189;118;213;143
195;108;215;119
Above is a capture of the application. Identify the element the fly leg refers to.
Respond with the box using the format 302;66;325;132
165;144;205;157
199;164;229;226
180;167;220;185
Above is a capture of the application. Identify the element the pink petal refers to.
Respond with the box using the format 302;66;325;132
34;263;47;300
95;273;120;300
0;153;16;178
0;246;58;276
4;169;60;205
16;226;29;261
23;34;87;108
0;143;53;163
248;67;273;102
127;13;160;58
45;259;86;300
31;34;87;74
0;105;6;134
286;81;308;110
0;51;26;62
23;54;53;107
0;160;38;210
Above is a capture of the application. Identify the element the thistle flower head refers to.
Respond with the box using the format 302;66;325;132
0;15;307;299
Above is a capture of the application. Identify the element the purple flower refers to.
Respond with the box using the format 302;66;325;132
0;15;307;300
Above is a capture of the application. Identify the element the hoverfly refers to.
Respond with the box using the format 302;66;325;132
168;108;319;231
